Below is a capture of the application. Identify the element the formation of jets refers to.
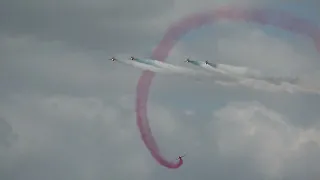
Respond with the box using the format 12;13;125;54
185;58;209;64
109;56;138;62
185;58;218;68
109;56;298;85
109;56;218;69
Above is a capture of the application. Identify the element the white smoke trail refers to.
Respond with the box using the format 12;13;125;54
217;64;262;77
215;64;301;86
186;60;320;94
152;59;246;83
112;57;320;95
215;78;320;95
143;58;210;77
115;58;242;85
116;59;172;74
199;63;230;75
185;61;320;94
190;60;301;86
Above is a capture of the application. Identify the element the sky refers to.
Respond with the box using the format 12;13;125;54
1;0;320;180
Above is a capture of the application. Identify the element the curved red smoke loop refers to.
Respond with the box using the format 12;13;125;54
136;5;320;169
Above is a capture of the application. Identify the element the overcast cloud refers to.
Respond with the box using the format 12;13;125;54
1;0;320;180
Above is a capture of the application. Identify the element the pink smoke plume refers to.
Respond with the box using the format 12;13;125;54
136;5;320;169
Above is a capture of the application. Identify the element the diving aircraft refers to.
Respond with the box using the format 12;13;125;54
176;154;186;160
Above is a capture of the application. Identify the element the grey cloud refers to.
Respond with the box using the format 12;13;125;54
0;95;154;180
207;101;320;180
281;141;320;180
0;117;17;147
1;84;320;180
0;0;174;52
0;117;17;180
1;0;320;180
0;35;145;98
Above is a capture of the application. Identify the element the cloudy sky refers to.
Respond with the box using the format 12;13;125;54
1;0;320;180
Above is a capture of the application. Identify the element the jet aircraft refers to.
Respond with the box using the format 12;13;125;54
184;58;191;62
185;58;218;68
129;56;158;66
184;58;200;65
130;56;137;60
205;60;217;68
176;154;186;160
109;57;117;61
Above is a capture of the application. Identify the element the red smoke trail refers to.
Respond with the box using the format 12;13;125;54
136;5;320;169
